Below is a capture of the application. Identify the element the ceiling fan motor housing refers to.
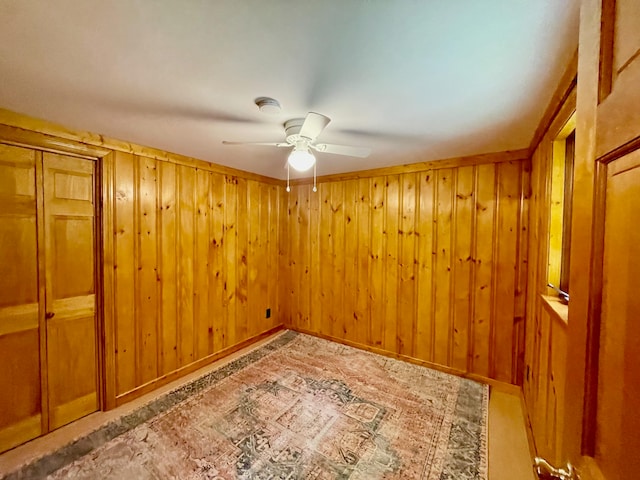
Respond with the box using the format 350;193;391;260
284;118;307;144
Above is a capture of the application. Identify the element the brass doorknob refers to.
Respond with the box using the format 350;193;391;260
534;457;577;479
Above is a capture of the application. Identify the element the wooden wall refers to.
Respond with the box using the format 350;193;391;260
105;151;286;403
522;60;576;464
283;152;530;385
525;297;568;464
0;109;531;414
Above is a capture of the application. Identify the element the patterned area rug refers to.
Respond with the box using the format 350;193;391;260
7;331;488;479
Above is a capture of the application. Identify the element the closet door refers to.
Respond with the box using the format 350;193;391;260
43;153;98;430
0;145;43;452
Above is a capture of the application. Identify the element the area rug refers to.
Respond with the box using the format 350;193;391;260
6;331;488;479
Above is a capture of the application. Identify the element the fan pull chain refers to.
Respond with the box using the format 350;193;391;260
286;163;291;192
313;162;317;192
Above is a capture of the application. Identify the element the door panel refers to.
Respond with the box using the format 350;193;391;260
43;152;97;430
595;0;640;158
52;217;94;299
0;145;42;452
594;151;640;479
559;2;640;478
612;0;640;74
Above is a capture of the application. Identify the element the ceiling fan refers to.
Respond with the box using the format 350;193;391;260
222;112;371;190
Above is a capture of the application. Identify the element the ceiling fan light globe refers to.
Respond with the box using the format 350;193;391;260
288;149;316;171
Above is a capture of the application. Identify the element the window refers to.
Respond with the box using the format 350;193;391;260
559;131;574;292
548;114;575;301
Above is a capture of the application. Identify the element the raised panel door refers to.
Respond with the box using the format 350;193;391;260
559;2;640;479
0;145;43;452
592;151;640;480
43;153;98;430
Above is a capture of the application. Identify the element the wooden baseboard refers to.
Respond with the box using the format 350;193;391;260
288;326;521;396
114;324;285;407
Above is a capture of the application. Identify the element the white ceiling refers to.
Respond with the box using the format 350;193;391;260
0;1;579;179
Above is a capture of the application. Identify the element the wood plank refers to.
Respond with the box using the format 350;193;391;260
177;165;195;367
415;171;435;361
343;179;358;341
194;169;210;359
330;181;345;338
397;173;417;356
514;160;531;385
369;177;385;348
515;159;531;322
355;178;371;345
100;151;117;409
536;308;552;458
523;149;543;406
259;183;271;330
383;175;400;352
210;173;226;352
113;152;136;395
136;156;158;384
452;165;474;371
298;184;311;332
493;161;521;383
433;169;453;366
236;178;249;343
549;317;568;464
223;176;238;347
309;182;322;334
276;185;288;327
158;161;178;375
289;187;301;329
472;163;497;378
247;181;261;337
318;182;332;336
267;185;280;328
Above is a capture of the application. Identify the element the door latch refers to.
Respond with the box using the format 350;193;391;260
534;457;578;479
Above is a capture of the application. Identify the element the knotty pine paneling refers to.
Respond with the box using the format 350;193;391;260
523;84;575;463
285;158;529;384
111;151;284;400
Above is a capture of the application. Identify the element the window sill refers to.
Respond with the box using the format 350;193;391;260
541;294;569;325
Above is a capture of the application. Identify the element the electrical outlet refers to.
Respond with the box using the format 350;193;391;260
265;308;271;319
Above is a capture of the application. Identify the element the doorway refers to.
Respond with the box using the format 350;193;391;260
0;146;98;453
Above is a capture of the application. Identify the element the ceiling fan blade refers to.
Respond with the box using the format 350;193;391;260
222;141;290;147
313;143;371;158
299;112;331;141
